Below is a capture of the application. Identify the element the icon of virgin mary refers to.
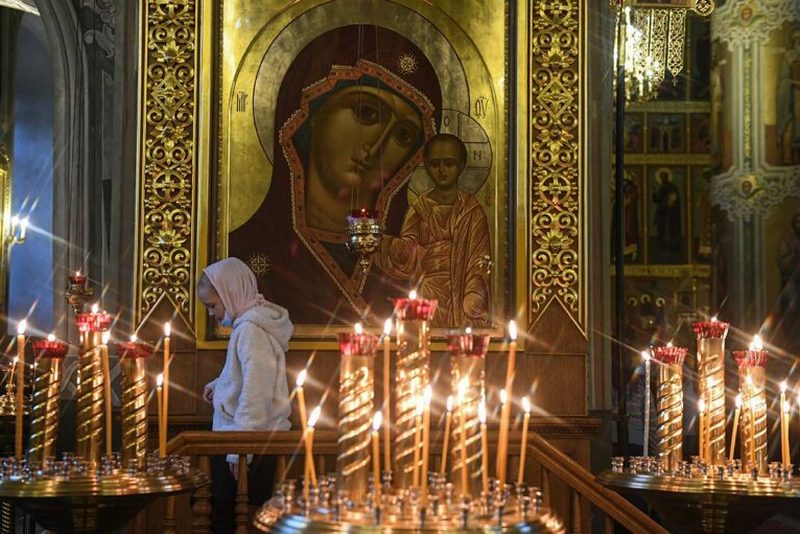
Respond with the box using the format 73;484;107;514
230;25;443;325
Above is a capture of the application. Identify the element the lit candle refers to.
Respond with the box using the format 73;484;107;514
698;398;706;462
458;378;469;495
642;349;651;457
479;399;489;495
412;395;423;487
440;395;453;475
497;387;509;485
354;322;363;335
101;330;113;456
15;319;26;461
156;373;165;457
781;380;789;465
162;322;171;440
382;318;392;470
409;289;417;300
295;369;314;483
305;405;321;491
372;411;382;505
497;320;517;486
518;396;532;485
729;394;741;462
784;401;792;466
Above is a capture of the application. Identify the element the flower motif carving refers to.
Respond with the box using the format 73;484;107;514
529;0;584;331
136;0;197;323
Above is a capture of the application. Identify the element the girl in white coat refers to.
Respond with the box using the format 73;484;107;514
198;257;293;533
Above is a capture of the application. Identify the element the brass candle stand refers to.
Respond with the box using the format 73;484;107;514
0;277;207;533
693;320;729;466
27;339;68;465
447;333;489;496
651;345;687;473
393;296;437;489
337;332;379;503
734;349;768;474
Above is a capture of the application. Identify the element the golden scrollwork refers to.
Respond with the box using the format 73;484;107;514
135;0;198;324
529;0;584;331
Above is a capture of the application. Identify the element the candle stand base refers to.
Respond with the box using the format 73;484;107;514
0;456;207;533
598;468;800;533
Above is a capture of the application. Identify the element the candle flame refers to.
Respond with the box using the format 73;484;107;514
508;320;517;341
666;340;673;348
383;318;392;336
735;394;743;408
641;349;650;362
102;331;110;345
373;411;382;432
12;356;18;364
750;335;763;351
46;333;55;342
500;389;508;405
746;374;753;386
16;319;26;335
156;373;163;387
75;270;81;277
424;385;432;405
522;396;531;414
164;322;171;337
711;315;718;322
698;398;706;412
296;368;307;388
308;405;321;428
465;326;472;335
91;303;99;314
354;322;363;335
781;380;788;393
478;400;487;424
130;334;138;343
446;395;454;412
408;289;417;300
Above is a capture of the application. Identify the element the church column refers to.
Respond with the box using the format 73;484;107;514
710;1;800;347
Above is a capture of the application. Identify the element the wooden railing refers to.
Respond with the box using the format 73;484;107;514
149;427;666;534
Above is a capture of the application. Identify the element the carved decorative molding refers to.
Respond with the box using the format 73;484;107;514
529;0;585;334
135;0;198;326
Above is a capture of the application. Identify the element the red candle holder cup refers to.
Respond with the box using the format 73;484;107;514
76;311;113;333
692;320;730;340
68;273;87;286
348;208;379;220
116;341;154;359
733;350;768;368
394;297;438;322
338;332;380;357
650;345;688;365
447;334;490;357
31;339;69;359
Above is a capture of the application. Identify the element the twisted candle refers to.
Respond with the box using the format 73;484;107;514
393;295;436;489
337;332;378;502
118;337;152;469
693;320;729;465
76;330;105;467
735;343;768;474
651;345;686;472
448;333;489;496
27;337;67;465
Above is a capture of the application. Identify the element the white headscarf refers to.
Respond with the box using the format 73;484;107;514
203;257;267;325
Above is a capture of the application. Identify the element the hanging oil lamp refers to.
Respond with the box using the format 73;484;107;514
346;208;382;271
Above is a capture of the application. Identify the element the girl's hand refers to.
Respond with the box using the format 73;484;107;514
203;385;214;404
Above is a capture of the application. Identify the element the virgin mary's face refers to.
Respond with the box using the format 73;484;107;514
308;84;423;201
